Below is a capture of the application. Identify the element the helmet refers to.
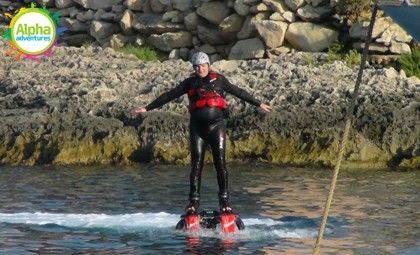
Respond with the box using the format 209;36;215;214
191;52;210;66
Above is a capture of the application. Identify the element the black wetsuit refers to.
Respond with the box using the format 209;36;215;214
145;72;261;205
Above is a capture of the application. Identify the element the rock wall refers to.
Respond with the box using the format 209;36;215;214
0;0;415;60
0;46;418;169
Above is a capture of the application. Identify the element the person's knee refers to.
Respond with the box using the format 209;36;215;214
215;167;228;176
190;164;203;177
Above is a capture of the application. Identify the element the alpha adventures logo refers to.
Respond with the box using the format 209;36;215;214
1;3;65;61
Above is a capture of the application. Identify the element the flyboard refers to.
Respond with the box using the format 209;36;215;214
176;210;245;233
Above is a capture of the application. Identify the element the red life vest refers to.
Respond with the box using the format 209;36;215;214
187;72;228;111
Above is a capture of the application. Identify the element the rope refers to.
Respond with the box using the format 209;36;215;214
312;2;379;254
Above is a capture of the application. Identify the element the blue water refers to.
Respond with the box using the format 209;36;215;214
0;165;418;254
380;6;420;41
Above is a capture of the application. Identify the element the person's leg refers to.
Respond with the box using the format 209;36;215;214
186;125;207;213
208;122;232;212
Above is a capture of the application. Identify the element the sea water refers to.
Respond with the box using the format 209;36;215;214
0;164;418;254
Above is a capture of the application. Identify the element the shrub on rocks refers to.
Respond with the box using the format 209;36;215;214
399;47;420;78
327;42;361;67
335;0;370;22
117;44;159;61
344;49;361;67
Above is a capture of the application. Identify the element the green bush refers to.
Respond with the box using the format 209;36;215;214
118;44;159;61
327;42;362;68
327;43;345;63
344;49;362;67
303;54;315;66
399;47;420;78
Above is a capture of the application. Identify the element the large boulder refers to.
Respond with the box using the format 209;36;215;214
349;21;369;39
255;20;288;49
74;0;123;10
98;12;118;22
147;31;193;52
387;23;413;43
284;0;305;11
219;14;245;33
237;12;271;39
172;0;193;11
58;18;89;32
350;17;394;40
112;4;125;13
55;0;74;8
162;10;180;21
132;13;185;34
38;0;55;7
76;10;95;22
197;24;236;45
389;42;411;54
296;5;332;22
234;0;250;16
150;0;166;13
311;0;329;7
196;1;231;25
263;0;289;13
90;20;121;40
120;9;134;33
376;29;393;46
124;0;143;11
184;12;199;31
57;6;80;18
228;37;265;59
237;16;256;40
250;3;270;14
61;33;94;47
270;12;286;22
199;44;217;54
142;0;152;12
352;42;388;53
285;22;338;51
372;17;393;38
282;11;296;23
109;34;131;48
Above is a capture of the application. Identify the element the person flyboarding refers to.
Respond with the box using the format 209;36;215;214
132;52;271;215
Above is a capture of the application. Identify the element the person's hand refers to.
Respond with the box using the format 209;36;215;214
131;106;147;117
259;103;272;113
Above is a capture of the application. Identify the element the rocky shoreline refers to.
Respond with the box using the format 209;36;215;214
0;0;415;60
0;46;419;169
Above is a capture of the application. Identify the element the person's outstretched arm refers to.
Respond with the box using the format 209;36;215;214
132;80;189;116
221;75;272;113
